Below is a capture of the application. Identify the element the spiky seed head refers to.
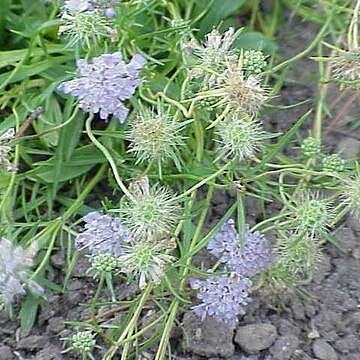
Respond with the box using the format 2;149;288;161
292;196;333;236
127;106;185;164
273;232;323;283
215;112;273;162
68;331;96;354
225;70;268;114
243;49;267;76
188;27;239;70
330;49;360;89
119;242;174;289
301;136;321;157
59;11;114;48
341;175;360;216
322;154;345;173
120;177;179;240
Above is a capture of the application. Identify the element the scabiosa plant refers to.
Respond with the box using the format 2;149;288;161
126;105;186;167
322;154;345;173
207;219;274;276
215;112;274;162
119;242;175;289
119;177;179;240
74;211;133;256
0;238;43;307
190;273;253;330
300;136;321;157
0;128;17;172
57;52;146;123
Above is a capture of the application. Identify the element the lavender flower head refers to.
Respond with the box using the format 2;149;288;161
58;52;146;123
0;238;43;306
190;274;252;330
207;219;274;276
64;0;119;18
74;211;133;256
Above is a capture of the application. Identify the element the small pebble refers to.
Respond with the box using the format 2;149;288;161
235;324;277;353
312;339;338;360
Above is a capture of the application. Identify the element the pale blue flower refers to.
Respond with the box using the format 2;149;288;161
58;52;146;123
207;219;274;276
64;0;119;18
74;211;133;256
190;274;252;330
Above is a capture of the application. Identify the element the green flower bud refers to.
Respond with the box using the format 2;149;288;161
301;137;321;157
70;331;96;354
89;254;120;274
322;154;345;172
243;50;267;75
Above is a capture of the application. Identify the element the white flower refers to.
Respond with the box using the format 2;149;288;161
0;238;42;306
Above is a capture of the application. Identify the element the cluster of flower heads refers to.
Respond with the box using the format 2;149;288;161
74;177;178;289
0;238;43;307
300;136;345;173
184;27;269;115
190;220;274;329
58;52;146;123
0;128;17;173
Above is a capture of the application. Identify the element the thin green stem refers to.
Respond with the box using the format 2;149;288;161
173;162;232;201
155;187;214;360
85;115;134;201
102;284;153;360
272;15;332;72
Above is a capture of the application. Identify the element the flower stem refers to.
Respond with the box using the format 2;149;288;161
85;115;134;201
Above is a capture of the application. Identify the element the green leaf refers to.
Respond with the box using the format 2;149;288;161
0;44;69;68
198;0;246;37
0;56;72;85
26;144;107;183
19;295;42;335
233;32;278;53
